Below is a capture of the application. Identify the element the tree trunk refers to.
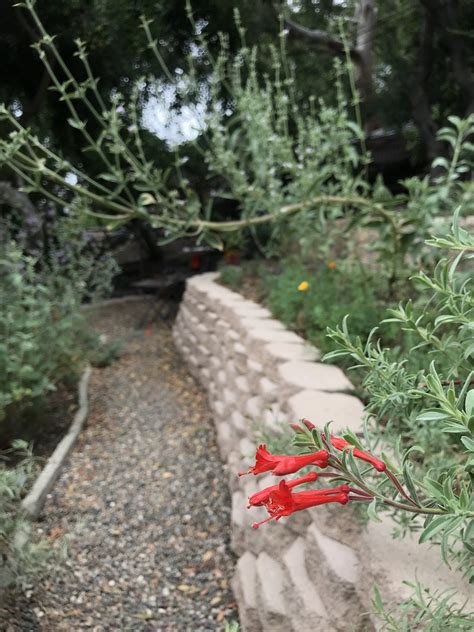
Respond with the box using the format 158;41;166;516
284;0;377;103
354;0;377;100
408;10;444;166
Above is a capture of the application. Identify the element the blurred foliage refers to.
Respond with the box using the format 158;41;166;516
0;220;118;421
239;259;400;354
2;0;474;172
218;264;244;290
372;581;474;631
0;441;52;591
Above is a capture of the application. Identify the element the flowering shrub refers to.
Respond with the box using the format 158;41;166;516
240;212;473;586
250;260;398;355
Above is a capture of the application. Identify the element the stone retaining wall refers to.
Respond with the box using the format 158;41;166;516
173;272;470;632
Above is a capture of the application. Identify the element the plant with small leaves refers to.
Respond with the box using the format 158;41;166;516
0;441;52;590
372;581;474;631
323;210;473;574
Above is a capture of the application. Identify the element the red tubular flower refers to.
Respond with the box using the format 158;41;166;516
238;444;329;477
330;436;386;472
251;481;350;529
248;472;319;507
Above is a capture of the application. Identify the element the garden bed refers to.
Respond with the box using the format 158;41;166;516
2;380;79;467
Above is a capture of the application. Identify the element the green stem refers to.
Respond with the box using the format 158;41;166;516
333;466;455;516
195;195;382;231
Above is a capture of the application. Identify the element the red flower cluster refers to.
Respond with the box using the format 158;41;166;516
251;480;350;529
330;436;386;472
247;472;319;507
298;419;386;471
240;444;345;527
238;444;329;477
240;421;388;529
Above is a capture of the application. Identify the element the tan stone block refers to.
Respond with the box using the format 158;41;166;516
282;537;328;618
223;387;238;408
264;341;320;362
240;437;256;460
359;513;473;612
288;390;364;432
259;377;278;404
231;410;248;435
239;317;286;332
246;395;264;420
262;404;289;434
246;328;303;345
256;553;288;619
279;361;353;393
307;523;359;584
235;375;250;394
216;421;234;459
232;552;263;632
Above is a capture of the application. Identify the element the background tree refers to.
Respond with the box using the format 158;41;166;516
281;0;474;165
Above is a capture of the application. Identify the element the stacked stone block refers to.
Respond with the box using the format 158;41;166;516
173;272;471;631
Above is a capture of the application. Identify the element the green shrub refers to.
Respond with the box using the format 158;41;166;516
219;265;244;290
324;211;473;576
326;210;474;474
0;441;52;590
261;260;396;353
372;581;474;631
0;229;117;422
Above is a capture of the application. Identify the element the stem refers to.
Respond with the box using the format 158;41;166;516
330;465;455;516
380;498;452;516
385;469;418;506
195;195;383;231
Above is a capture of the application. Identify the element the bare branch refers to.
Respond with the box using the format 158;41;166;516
283;1;377;101
283;16;360;60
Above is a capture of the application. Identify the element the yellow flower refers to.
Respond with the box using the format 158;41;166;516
297;280;309;292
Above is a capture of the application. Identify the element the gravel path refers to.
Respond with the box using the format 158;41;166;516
4;300;238;631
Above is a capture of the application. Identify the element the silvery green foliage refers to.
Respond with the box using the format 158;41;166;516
324;210;473;573
372;581;474;631
0;441;51;590
361;115;474;282
0;224;116;417
0;1;369;252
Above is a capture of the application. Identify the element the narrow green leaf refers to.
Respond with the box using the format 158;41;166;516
419;516;449;543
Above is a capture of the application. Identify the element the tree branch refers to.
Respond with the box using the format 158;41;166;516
283;16;360;61
282;1;377;102
15;8;56;133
